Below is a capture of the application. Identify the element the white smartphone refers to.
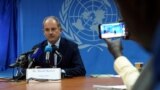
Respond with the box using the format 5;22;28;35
99;22;126;39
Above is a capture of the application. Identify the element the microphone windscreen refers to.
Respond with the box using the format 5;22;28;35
44;45;52;52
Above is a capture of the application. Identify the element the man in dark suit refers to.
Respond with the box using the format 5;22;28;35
31;16;86;77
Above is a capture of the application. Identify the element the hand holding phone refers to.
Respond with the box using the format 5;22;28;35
104;38;123;59
99;22;126;39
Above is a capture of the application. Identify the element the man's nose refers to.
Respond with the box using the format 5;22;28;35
49;30;53;34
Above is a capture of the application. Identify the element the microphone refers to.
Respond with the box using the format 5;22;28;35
52;45;62;58
10;50;35;68
28;47;43;68
30;47;43;59
44;45;52;64
9;47;42;68
9;55;26;68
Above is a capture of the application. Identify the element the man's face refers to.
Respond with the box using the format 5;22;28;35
43;19;61;44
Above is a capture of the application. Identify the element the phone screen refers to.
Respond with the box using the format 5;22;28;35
99;22;126;39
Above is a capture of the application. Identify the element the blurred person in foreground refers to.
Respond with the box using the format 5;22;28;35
105;1;160;90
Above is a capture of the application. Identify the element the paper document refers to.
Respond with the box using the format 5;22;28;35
93;85;127;90
90;74;120;78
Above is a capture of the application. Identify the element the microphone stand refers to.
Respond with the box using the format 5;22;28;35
45;52;51;67
53;53;62;68
53;53;57;68
9;66;17;81
27;55;34;68
53;51;62;68
52;45;61;68
8;58;20;82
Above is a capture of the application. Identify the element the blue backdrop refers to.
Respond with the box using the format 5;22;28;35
0;0;18;70
0;0;150;75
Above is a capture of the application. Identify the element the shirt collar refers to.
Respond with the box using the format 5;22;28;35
47;37;61;48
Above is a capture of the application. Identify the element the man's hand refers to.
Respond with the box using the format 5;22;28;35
104;38;123;59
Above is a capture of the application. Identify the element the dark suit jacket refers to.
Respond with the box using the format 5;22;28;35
32;37;86;77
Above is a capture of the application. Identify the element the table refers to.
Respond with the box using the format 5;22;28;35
0;76;124;90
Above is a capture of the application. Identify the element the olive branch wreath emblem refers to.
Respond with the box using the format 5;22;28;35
59;0;107;52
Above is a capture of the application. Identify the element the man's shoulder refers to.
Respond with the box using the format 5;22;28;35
32;40;47;49
61;37;77;46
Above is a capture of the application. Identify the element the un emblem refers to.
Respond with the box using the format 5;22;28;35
59;0;118;51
